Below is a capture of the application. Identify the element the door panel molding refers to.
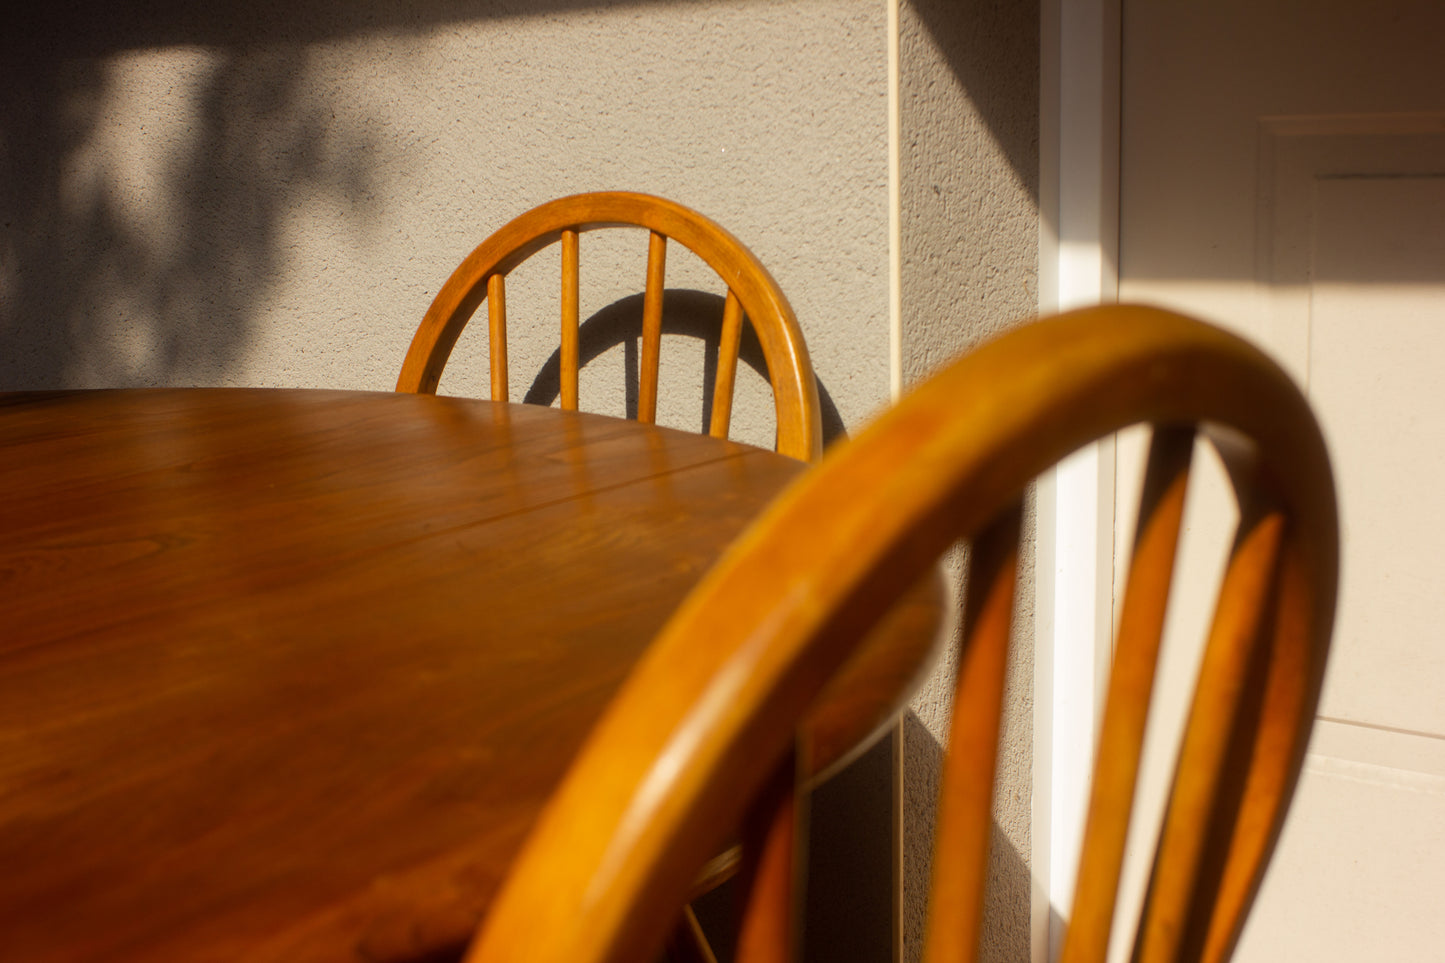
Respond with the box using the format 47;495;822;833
1258;112;1445;380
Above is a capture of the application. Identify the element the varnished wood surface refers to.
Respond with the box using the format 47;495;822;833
0;389;938;962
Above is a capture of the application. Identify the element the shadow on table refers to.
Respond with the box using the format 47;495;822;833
522;290;848;449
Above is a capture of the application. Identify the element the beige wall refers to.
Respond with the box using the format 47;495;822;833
1;0;890;452
897;0;1038;960
1;0;1039;957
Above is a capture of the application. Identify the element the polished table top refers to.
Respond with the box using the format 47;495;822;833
0;388;940;962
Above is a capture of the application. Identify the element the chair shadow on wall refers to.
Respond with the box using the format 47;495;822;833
901;711;1032;963
519;289;847;449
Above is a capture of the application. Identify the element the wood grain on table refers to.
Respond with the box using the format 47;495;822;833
0;388;943;963
0;389;802;962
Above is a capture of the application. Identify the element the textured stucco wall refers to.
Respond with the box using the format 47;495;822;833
897;0;1039;960
1;0;889;453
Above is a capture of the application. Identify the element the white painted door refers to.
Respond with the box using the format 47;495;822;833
1113;3;1445;959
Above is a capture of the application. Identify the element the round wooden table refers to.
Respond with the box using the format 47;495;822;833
0;388;943;963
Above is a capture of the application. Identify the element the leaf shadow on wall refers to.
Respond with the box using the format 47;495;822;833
13;0;1038;201
4;0;1039;392
0;41;381;389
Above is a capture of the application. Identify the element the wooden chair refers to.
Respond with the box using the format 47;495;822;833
396;191;823;462
455;305;1339;963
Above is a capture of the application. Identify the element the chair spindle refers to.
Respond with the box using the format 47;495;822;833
1133;508;1287;963
734;748;803;963
1196;527;1313;963
561;229;581;411
1062;425;1196;963
922;502;1024;963
708;290;746;440
665;906;720;963
638;230;668;423
487;273;508;403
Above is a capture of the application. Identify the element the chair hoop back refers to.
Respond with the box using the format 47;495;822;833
464;306;1339;963
397;191;823;461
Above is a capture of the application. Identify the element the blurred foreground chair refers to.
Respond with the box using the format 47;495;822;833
397;191;823;462
462;305;1339;963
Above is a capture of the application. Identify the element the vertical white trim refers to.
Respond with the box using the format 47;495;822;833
1035;0;1120;960
887;0;903;402
1031;2;1061;956
1044;438;1115;954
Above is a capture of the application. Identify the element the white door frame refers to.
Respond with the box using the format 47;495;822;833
1033;0;1120;960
